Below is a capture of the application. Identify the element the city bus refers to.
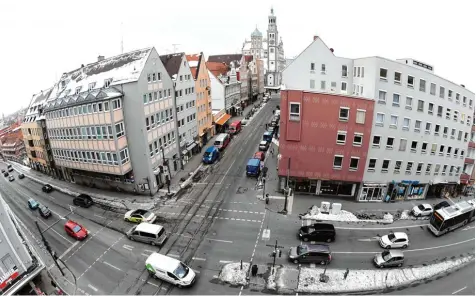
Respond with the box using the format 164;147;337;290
428;200;475;236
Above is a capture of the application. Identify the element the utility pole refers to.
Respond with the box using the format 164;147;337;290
266;240;284;274
282;157;291;214
35;221;64;276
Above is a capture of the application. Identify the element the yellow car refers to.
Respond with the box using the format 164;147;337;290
124;209;157;223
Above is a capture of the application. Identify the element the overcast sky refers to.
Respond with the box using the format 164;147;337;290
1;0;474;116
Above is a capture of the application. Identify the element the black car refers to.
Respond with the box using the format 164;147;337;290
3;172;8;177
298;223;336;243
39;205;52;218
1;169;4;173
18;173;25;179
42;184;53;193
73;194;93;208
434;201;451;211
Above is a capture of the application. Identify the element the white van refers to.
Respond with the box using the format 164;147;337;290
126;222;167;246
145;252;196;287
213;133;230;150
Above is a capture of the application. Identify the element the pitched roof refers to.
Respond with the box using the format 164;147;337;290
186;53;201;80
160;53;184;78
31;87;53;106
52;47;153;101
208;54;242;67
206;62;228;78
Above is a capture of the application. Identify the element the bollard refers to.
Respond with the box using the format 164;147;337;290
251;264;258;277
344;268;349;280
240;260;243;270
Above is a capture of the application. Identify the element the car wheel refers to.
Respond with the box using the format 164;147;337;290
293;259;299;264
402;244;408;249
151;242;156;246
129;236;134;241
303;237;309;242
386;245;391;249
397;263;402;267
463;220;468;226
320;260;326;265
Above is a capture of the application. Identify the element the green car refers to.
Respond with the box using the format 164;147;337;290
124;209;157;223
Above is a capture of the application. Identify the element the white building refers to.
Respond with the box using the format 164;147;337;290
282;35;475;201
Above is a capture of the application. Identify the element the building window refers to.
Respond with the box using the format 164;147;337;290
376;113;385;126
115;122;125;138
394;72;401;84
113;99;121;110
394;161;402;173
407;75;414;88
437;105;443;117
428;103;434;115
368;158;377;171
349;157;359;171
431;143;437;155
75;86;81;94
430;83;436;95
421;142;428;153
289;103;300;121
434;124;440;135
419;79;426;92
382;159;390;172
310;79;315;89
320;80;326;90
339;107;349;121
403;118;410;130
333;155;343;169
120;148;130;164
336;131;347;145
457;130;463;141
406;161;413;174
386;137;394;149
342;65;348;77
399;138;407;151
411;140;418;152
104;78;112;88
439;86;445;99
390;115;398;128
310;63;315;71
88;82;96;91
448;89;453;100
417;100;424;112
321;64;326;73
434;164;441;175
378;90;387;103
392;93;400;106
416;162;423;175
405;96;412;109
331;82;337;92
439;145;445;156
372;135;381;147
425;122;432;134
463;96;467;106
341;82;347;92
356;109;366;124
353;133;363;146
379;68;388;80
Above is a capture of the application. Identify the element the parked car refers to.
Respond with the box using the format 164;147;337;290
412;203;433;217
228;120;242;135
288;244;332;265
254;151;265;161
124;209;157;223
202;146;220;164
42;184;53;193
298;223;336;243
64;220;88;240
258;141;269;151
213;133;231;151
39;205;52;218
246;158;261;177
28;199;39;210
434;201;451;211
7;165;13;172
18;173;25;179
373;250;404;268
73;194;93;208
379;232;409;249
3;172;8;177
8;175;14;182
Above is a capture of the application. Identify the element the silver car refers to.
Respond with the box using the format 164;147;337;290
373;250;404;268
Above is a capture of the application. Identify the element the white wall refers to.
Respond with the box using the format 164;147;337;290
209;70;225;111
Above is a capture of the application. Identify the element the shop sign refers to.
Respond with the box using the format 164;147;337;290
0;268;20;291
400;180;419;185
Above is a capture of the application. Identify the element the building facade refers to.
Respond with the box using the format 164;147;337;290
43;48;179;195
0;125;25;164
21;88;56;176
281;35;475;201
256;58;265;95
186;53;213;147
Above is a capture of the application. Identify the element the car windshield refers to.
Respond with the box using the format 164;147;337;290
173;263;189;279
203;152;210;157
417;204;425;210
297;245;307;255
145;212;153;219
382;251;392;261
214;141;221;146
387;233;396;241
40;206;47;211
31;200;37;206
72;225;82;233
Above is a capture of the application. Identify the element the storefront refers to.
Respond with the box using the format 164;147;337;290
406;183;428;200
319;180;357;197
358;183;388;202
387;180;428;201
213;113;231;134
427;183;458;198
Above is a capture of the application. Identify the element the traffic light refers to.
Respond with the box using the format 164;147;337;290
278;250;282;258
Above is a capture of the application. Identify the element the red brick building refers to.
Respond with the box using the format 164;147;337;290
0;123;26;163
277;89;374;196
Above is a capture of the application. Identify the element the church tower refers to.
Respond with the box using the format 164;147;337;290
266;7;280;88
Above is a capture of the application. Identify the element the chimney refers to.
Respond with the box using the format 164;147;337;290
461;84;465;88
97;55;105;62
330;48;334;53
313;35;318;41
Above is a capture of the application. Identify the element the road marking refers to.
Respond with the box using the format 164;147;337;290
207;238;233;243
193;257;206;261
219;159;236;183
87;284;98;292
257;194;285;200
335;223;429;230
94;214;105;218
310;263;316;268
59;241;79;260
147;281;159;287
447;197;455;205
357;237;381;242
452;286;467;294
123;245;134;251
103;261;122;271
168;254;180;258
141;253;149;257
220;260;233;263
144;249;155;253
37;218;73;243
462;226;475;231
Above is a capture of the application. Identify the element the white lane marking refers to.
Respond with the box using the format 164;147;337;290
207;238;233;243
257;194;285;200
335;223;429;230
147;281;159;287
123;245;134;251
310;263;316;268
219;159;236;183
141;253;149;257
37;218;73;243
94;214;105;218
333;238;475;254
287;192;294;214
87;284;98;292
168;254;180;258
103;261;122;271
193;257;206;261
59;241;79;260
461;226;475;231
220;260;233;264
452;286;467;294
357;237;381;242
144;249;155;253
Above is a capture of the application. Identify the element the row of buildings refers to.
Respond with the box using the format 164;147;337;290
278;35;475;202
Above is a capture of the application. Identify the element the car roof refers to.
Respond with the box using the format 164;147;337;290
260;140;268;144
146;252;180;272
247;158;260;165
215;133;229;141
65;220;79;227
205;146;217;152
388;250;404;257
422;203;432;208
255;151;264;155
392;232;408;239
28;198;36;202
136;222;163;233
305;244;331;253
309;223;335;230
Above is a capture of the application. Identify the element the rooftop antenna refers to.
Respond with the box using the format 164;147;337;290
121;22;124;54
172;44;181;53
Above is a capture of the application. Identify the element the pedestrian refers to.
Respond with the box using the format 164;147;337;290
265;123;268;129
270;148;274;156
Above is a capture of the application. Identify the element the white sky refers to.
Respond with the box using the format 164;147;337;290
1;0;475;116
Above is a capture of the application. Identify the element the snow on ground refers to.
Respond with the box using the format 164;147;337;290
219;263;250;286
301;205;394;223
266;267;277;290
399;210;411;220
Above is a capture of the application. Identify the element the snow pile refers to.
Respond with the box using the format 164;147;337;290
272;138;279;147
219;263;250;286
399;210;411;220
297;255;475;294
383;212;394;223
301;206;359;222
266;267;277;290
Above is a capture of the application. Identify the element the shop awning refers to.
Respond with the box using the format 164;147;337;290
215;114;231;125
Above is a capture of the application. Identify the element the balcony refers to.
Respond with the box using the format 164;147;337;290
460;173;471;184
465;157;474;164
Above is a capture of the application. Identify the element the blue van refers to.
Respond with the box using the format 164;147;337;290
203;146;220;164
246;158;261;177
263;131;273;143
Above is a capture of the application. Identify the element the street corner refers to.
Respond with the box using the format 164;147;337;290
217;262;250;287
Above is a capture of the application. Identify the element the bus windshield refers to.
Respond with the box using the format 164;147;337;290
430;212;444;230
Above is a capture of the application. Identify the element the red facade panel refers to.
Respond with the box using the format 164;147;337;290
278;90;374;182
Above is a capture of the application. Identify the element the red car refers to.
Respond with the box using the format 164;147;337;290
64;220;88;240
254;151;265;161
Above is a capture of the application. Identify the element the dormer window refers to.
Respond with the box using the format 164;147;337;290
75;86;82;94
104;79;112;88
88;82;96;91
